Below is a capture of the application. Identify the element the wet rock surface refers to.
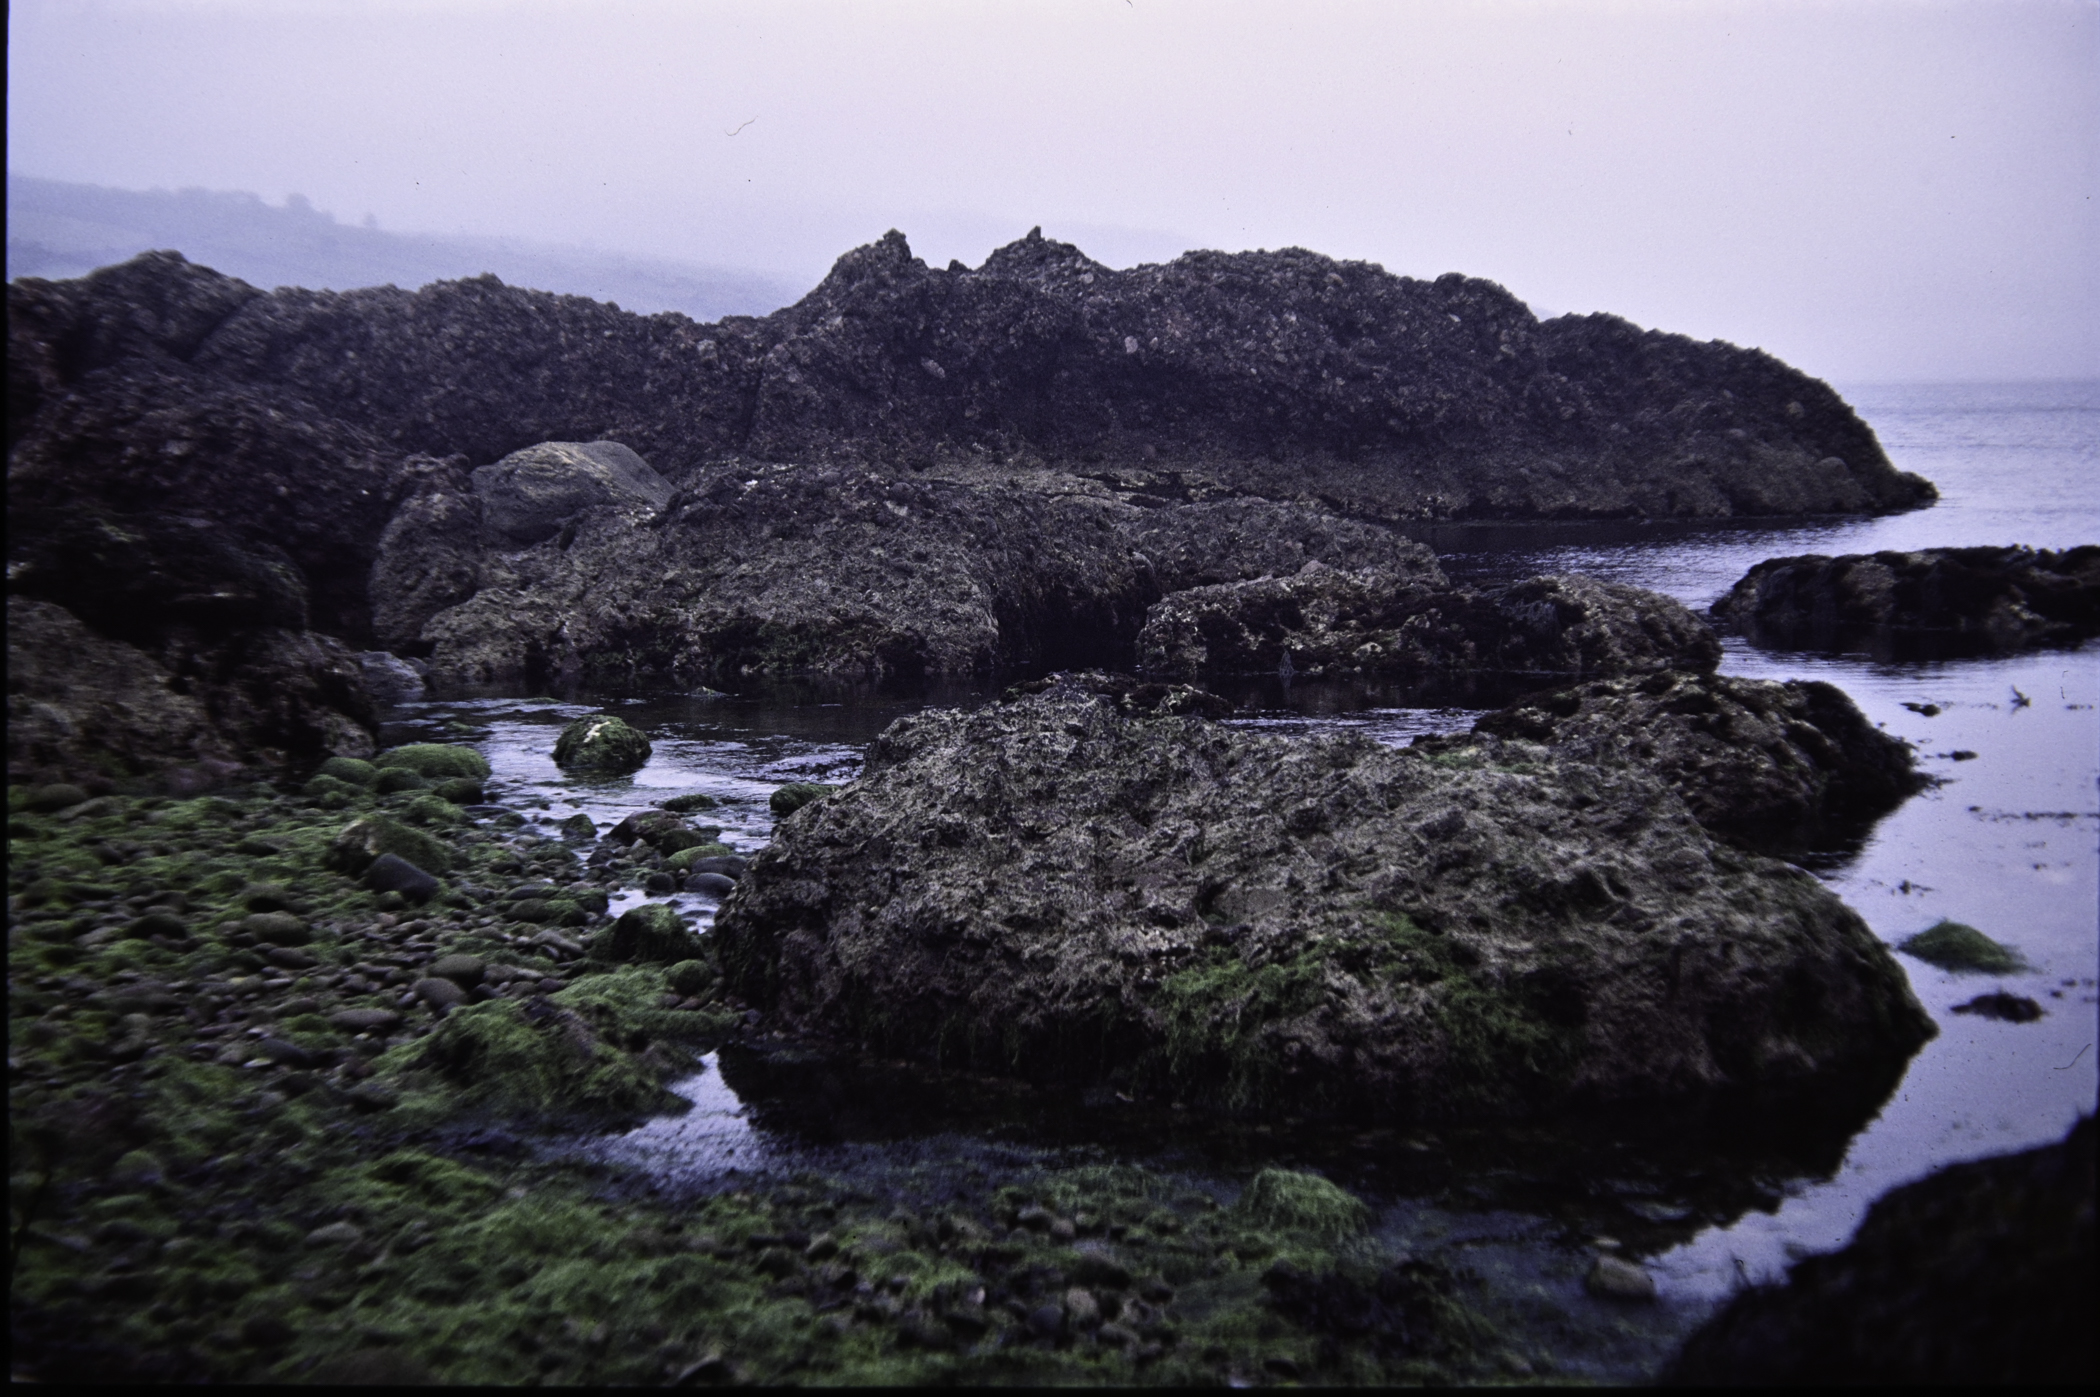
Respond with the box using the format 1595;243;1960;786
1443;669;1922;854
714;681;1933;1117
1138;566;1720;680
1714;545;2100;658
1667;1114;2096;1385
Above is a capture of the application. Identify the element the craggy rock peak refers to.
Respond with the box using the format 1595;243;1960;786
713;681;1932;1119
1714;545;2100;658
1668;1114;2095;1385
1440;670;1921;855
1138;567;1721;680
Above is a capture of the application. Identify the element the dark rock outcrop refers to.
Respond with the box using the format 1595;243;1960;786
1138;566;1720;680
1668;1114;2095;1385
1445;669;1922;854
377;461;1442;688
713;681;1933;1118
9;233;1931;770
1714;545;2100;658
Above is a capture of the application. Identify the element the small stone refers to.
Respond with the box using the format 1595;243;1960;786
348;1082;399;1111
24;783;90;812
770;782;838;817
429;954;485;987
559;813;598;841
1064;1286;1101;1329
126;911;190;941
660;793;718;813
412;977;467;1011
1585;1253;1656;1300
239;911;311;947
363;852;441;901
1050;1217;1078;1242
329;1008;402;1033
684;872;737;897
256;1037;317;1069
1026;1302;1065;1338
265;947;318;971
1097;1321;1138;1347
306;1221;364;1247
239;882;296;912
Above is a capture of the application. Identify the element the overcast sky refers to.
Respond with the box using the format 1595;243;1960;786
9;0;2096;381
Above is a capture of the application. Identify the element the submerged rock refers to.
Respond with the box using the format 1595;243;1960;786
1451;669;1922;853
1897;920;2027;974
714;686;1933;1118
1667;1114;2096;1385
1714;545;2100;657
1137;566;1720;680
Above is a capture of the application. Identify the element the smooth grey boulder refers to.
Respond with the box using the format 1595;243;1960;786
714;678;1934;1120
471;440;673;546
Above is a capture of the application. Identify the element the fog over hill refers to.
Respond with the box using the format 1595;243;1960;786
5;174;808;320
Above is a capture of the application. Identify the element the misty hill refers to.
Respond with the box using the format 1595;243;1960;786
5;173;806;322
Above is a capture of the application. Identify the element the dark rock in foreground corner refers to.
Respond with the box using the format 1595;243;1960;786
1448;669;1922;853
1714;545;2100;658
1138;565;1720;681
1667;1114;2096;1385
715;684;1933;1118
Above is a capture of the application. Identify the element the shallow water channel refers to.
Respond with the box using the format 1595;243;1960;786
380;381;2097;1379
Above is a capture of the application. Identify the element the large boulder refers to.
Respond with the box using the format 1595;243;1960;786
471;440;673;546
1667;1114;2095;1385
1138;567;1721;680
552;715;652;773
713;681;1933;1119
1713;545;2100;657
1451;669;1923;853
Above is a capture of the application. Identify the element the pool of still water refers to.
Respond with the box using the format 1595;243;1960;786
380;380;2097;1377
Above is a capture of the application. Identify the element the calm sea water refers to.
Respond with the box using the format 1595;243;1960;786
386;379;2098;1376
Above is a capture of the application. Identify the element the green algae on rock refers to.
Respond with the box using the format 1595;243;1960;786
553;714;653;773
594;902;705;964
769;781;839;817
715;680;1934;1119
1898;920;2028;974
1231;1169;1371;1239
372;742;490;780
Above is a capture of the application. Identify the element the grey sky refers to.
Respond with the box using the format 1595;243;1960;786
8;0;2096;381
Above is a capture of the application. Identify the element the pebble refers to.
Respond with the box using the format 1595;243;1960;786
265;947;318;971
429;954;485;987
329;1008;402;1033
363;853;440;901
1585;1253;1656;1300
1026;1303;1065;1338
412;977;467;1011
684;872;737;897
305;1221;364;1247
1064;1286;1101;1329
240;912;311;947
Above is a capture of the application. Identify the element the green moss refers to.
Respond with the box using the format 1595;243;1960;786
413;999;666;1118
591;903;704;964
664;842;736;873
660;793;718;812
374;743;492;780
1899;921;2027;974
769;783;838;817
328;814;456;875
402;793;467;828
317;756;378;785
1161;946;1329;1111
1231;1168;1369;1239
552;715;653;773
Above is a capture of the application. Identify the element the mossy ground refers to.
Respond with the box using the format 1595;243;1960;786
8;774;1504;1385
1157;912;1584;1116
1898;920;2027;974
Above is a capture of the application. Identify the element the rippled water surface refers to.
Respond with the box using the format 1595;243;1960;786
388;380;2098;1377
